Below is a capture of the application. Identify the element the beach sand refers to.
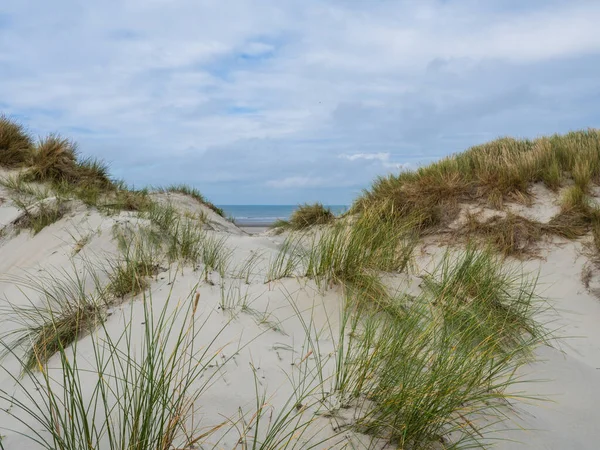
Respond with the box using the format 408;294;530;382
0;176;599;449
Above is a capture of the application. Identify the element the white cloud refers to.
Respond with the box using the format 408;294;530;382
340;153;390;162
1;0;599;203
265;176;327;189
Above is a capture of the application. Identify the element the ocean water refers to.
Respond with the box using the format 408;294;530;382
217;205;349;226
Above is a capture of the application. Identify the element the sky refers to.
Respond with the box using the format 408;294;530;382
1;1;600;205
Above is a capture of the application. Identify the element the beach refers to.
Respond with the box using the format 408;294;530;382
1;121;600;448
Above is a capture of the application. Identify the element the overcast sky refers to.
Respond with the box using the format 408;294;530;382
1;1;599;204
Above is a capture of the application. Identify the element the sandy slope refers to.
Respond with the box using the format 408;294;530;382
0;182;599;449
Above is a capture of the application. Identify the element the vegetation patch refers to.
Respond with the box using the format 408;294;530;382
0;267;106;371
0;114;32;168
333;245;548;448
272;203;336;232
0;289;231;449
14;201;67;235
355;130;600;230
457;212;544;257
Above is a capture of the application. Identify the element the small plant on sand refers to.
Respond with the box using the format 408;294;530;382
14;200;67;235
0;287;233;449
0;265;106;370
290;203;335;230
303;213;415;296
166;219;204;264
101;185;152;213
234;250;265;284
107;227;162;299
266;236;305;282
0;115;32;167
201;233;231;280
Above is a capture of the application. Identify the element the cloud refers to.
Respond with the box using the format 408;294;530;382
340;153;390;162
1;0;599;204
266;176;327;189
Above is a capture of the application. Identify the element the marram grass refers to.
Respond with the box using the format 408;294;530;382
355;129;600;229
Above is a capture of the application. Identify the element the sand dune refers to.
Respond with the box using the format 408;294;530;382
0;168;600;449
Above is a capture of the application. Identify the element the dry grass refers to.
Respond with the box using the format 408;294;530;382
273;203;335;231
456;207;596;257
24;134;113;189
25;134;79;183
458;213;543;257
0;114;32;167
356;129;600;229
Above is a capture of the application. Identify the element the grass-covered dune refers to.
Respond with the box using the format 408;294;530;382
355;130;600;226
0;114;224;217
0;116;599;449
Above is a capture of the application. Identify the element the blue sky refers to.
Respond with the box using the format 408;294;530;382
1;1;599;204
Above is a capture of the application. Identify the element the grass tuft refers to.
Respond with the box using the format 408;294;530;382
24;134;79;183
14;201;66;235
0;266;106;371
332;246;549;448
459;212;543;257
0;286;232;449
0;115;32;167
288;203;335;230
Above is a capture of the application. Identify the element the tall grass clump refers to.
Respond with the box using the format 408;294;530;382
25;134;79;183
355;129;600;228
303;213;415;299
0;266;106;371
0;115;32;167
107;227;162;299
0;287;233;449
333;251;548;448
289;203;335;230
201;233;231;279
266;236;305;282
422;245;546;353
21;133;115;202
165;219;204;264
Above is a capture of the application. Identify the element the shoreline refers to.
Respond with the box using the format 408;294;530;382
237;223;271;234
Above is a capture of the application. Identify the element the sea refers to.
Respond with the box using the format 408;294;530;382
217;205;349;227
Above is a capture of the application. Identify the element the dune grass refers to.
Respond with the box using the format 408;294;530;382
422;245;545;353
355;129;600;229
0;117;226;221
272;203;335;232
0;115;32;168
14;201;67;235
266;213;416;304
23;134;112;189
0;286;233;450
331;246;548;448
107;227;163;299
0;266;107;371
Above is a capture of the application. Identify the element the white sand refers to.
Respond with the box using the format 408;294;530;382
0;177;599;448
